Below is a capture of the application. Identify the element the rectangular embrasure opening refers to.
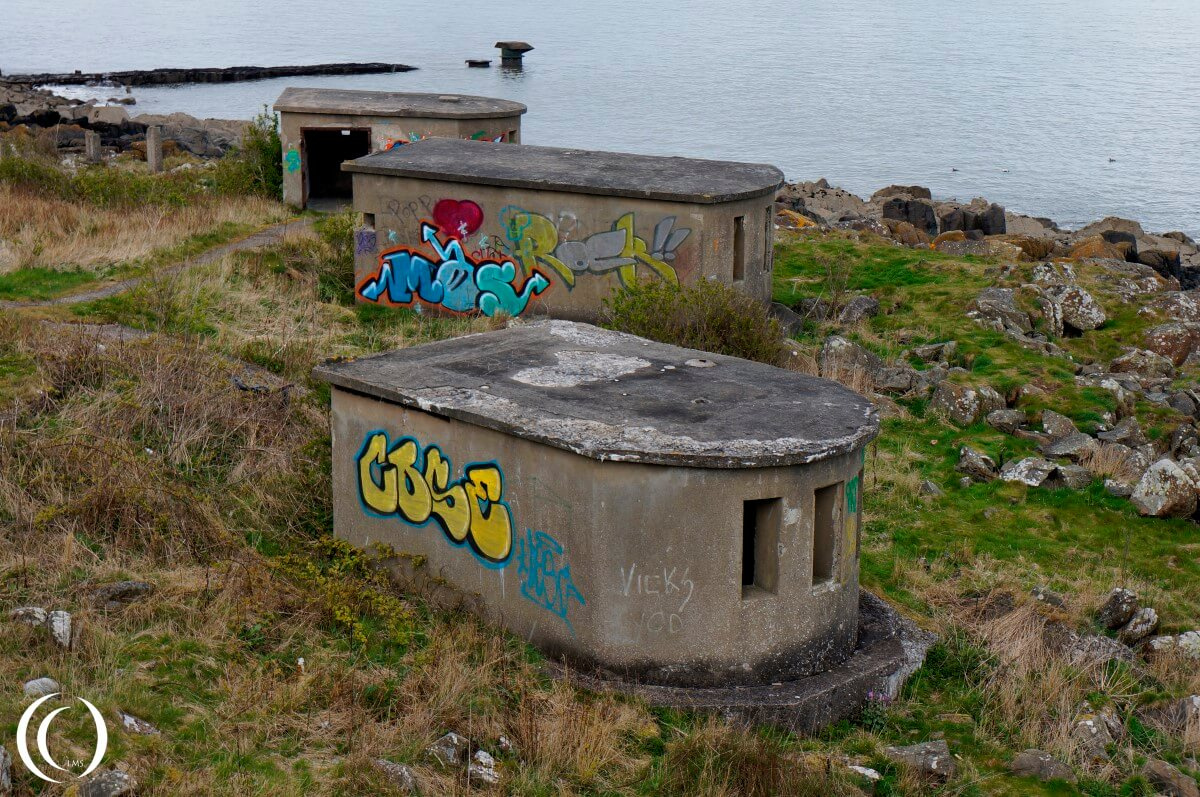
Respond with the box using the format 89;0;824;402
742;497;780;597
363;212;376;229
813;483;841;586
733;215;746;281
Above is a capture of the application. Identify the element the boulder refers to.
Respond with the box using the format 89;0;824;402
1046;464;1093;490
957;446;999;482
882;739;957;781
986;409;1027;434
1044;622;1137;669
933;230;966;248
920;479;945;497
1143;759;1199;797
1071;713;1114;763
1094;412;1147;444
1042;432;1099;463
1031;585;1066;608
1010;749;1076;783
1000;457;1058;487
1144;322;1200;366
1077;216;1146;239
768;302;805;335
874;365;923;395
936;237;1023;261
1070;236;1126;261
1118;607;1159;645
428;732;471;767
1110;348;1174;379
820;336;884;381
85;105;130;126
47;610;72;649
1041;410;1079;441
994;234;1055;261
967;288;1033;335
881;196;938;236
93;580;155;610
838;295;880;324
931;382;1005;426
1042;285;1106;333
872;184;932;201
911;341;957;363
883;218;931;247
1146;631;1200;658
1096;587;1139;630
1138;695;1200;735
373;760;418;793
10;606;48;627
1132;459;1198;517
0;745;9;794
1151;291;1200;322
79;769;137;797
23;677;60;698
467;750;500;786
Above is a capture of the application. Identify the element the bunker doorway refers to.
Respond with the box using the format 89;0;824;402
303;127;370;206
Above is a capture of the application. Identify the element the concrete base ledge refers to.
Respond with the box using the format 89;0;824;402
548;591;936;734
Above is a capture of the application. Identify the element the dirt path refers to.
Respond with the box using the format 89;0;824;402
0;217;314;310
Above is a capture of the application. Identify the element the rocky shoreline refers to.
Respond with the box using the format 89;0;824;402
0;81;246;158
775;180;1200;288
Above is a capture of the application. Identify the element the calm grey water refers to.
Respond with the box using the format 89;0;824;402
5;0;1199;235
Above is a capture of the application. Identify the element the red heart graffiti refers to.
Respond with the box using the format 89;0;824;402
432;199;484;240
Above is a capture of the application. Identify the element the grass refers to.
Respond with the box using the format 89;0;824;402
2;160;1199;794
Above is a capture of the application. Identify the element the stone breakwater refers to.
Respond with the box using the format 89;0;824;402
1;62;415;87
0;81;245;158
774;180;1200;287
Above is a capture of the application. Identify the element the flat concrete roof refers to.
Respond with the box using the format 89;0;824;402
313;321;878;468
272;88;527;119
342;138;784;204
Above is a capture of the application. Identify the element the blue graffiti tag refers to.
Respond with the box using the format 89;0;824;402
357;222;550;317
516;528;585;633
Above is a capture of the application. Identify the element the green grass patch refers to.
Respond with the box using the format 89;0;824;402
0;266;96;301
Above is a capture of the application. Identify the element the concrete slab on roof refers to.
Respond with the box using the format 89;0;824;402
341;138;785;204
313;321;878;468
272;87;527;119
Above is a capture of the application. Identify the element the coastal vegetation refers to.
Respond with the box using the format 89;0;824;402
0;136;1198;796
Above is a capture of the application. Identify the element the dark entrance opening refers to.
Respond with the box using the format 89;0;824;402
303;128;370;203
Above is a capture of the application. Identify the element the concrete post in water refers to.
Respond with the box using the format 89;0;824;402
146;125;163;173
494;41;533;68
84;130;102;163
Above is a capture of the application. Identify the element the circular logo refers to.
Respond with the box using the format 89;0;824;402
16;693;108;783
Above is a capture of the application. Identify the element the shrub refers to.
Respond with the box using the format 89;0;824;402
601;278;789;366
211;107;283;199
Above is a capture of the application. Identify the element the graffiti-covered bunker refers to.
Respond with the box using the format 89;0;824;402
273;88;526;209
314;320;925;729
343;138;784;320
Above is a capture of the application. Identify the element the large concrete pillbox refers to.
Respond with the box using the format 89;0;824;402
314;321;879;687
273;88;526;209
343;139;784;322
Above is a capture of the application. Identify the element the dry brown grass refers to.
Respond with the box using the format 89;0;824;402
0;183;287;274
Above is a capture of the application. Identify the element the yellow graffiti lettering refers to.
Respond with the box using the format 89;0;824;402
464;465;514;562
426;447;470;542
358;433;398;514
388;438;432;524
508;210;574;286
613;213;679;287
355;431;514;564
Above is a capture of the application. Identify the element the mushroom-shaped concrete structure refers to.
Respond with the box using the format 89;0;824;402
314;321;879;687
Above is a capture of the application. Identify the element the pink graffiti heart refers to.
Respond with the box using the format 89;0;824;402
432;199;484;240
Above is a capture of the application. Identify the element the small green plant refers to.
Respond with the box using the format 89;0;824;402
211;107;283;199
602;278;789;366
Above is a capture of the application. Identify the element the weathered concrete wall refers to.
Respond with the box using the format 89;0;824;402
329;388;865;686
278;111;523;208
349;173;775;321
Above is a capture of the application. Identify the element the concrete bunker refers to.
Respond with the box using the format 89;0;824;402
273;88;526;209
342;138;784;321
314;320;882;694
